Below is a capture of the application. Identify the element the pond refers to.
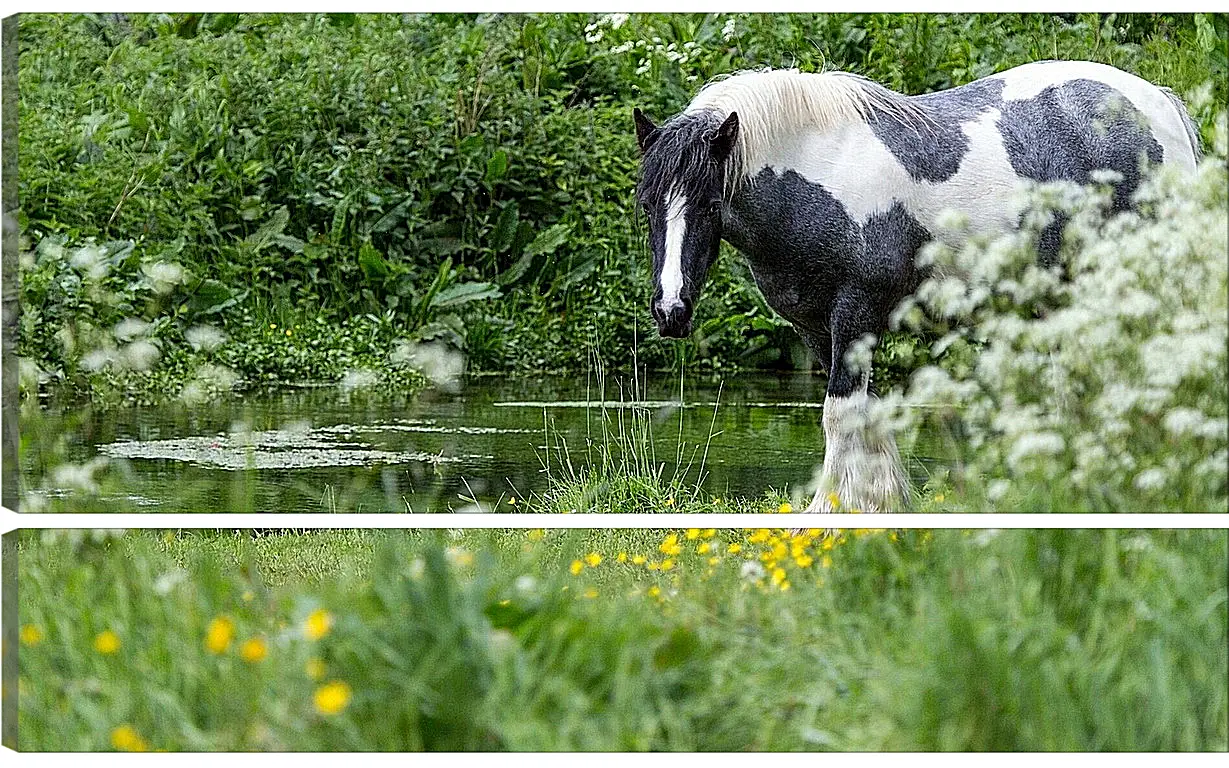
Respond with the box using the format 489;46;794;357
20;372;939;513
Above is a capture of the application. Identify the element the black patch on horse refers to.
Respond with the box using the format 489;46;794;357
867;79;1006;183
997;78;1164;212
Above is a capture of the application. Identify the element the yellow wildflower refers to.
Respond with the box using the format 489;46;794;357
748;529;770;544
661;558;675;571
20;624;44;646
702;528;716;538
305;657;326;680
314;680;352;716
239;636;268;663
727;543;742;554
242;590;254;603
647;586;661;598
584;552;602;567
303;609;333;641
205;616;235;654
508;497;517;506
110;724;149;752
697;542;712;555
570;560;584;575
826;492;841;509
771;567;787;585
617;552;628;563
632;554;647;565
582;588;599;599
708;556;720;566
94;630;121;655
794;553;814;568
685;528;700;540
659;534;682;556
664;497;675;507
526;529;544;542
935;493;946;503
778;502;793;514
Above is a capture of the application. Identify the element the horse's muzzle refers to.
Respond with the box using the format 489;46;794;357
653;301;693;338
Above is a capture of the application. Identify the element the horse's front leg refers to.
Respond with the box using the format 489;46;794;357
803;290;910;515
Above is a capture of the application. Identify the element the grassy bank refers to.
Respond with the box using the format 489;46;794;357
16;13;1228;405
15;527;1228;751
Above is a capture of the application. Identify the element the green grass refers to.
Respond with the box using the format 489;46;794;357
15;527;1228;751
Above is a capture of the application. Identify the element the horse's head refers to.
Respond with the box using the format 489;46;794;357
634;107;740;338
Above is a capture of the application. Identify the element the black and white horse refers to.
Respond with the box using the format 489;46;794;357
633;60;1201;513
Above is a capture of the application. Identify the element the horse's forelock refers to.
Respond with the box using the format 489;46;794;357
638;111;725;209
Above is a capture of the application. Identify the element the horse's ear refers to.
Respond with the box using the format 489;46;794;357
710;111;739;162
634;108;659;153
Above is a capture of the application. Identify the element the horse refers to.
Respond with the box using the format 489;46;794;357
632;60;1202;514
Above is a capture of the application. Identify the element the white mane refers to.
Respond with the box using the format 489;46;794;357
685;68;932;189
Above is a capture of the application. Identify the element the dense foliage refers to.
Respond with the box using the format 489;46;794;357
17;527;1228;750
16;12;1229;402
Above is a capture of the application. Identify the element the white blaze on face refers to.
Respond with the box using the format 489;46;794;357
659;189;688;312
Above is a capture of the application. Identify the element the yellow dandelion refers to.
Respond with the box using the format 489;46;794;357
570;560;584;575
314;680;352;716
269;323;277;330
94;630;121;655
285;329;292;337
659;534;682;556
617;552;628;563
794;553;814;568
508;497;517;505
748;529;770;544
303;609;333;641
661;558;675;571
632;555;647;565
697;542;712;554
664;497;675;507
20;624;43;646
778;502;793;514
702;528;716;538
526;529;544;542
239;636;268;663
582;588;599;599
204;616;235;654
727;543;742;554
305;657;326;680
584;552;602;567
647;586;661;598
771;567;787;585
780;580;792;591
685;528;700;540
647;561;661;571
110;724;149;752
935;493;946;503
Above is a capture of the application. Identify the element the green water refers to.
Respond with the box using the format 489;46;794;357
20;372;935;513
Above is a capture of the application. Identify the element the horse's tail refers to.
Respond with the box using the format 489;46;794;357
1160;86;1204;164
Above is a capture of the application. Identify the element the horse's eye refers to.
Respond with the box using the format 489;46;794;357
708;200;723;214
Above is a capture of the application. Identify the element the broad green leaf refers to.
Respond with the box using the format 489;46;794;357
485;150;508;184
491;203;519;253
429;281;502;308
